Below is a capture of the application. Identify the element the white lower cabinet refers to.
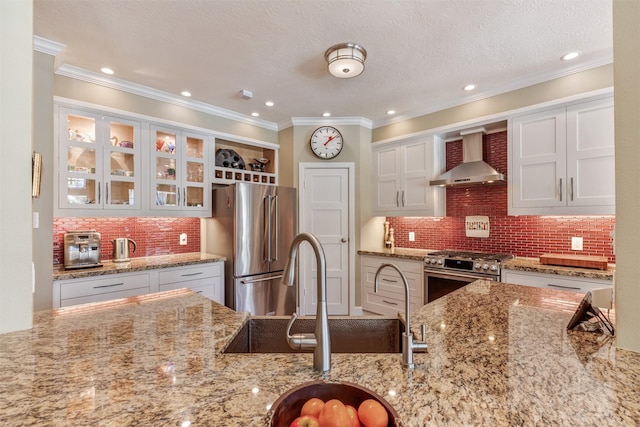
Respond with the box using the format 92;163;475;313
53;261;225;308
501;269;612;294
54;272;151;308
158;262;224;304
361;255;424;316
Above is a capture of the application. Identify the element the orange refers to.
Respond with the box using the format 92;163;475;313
318;399;349;427
300;397;325;418
357;399;388;427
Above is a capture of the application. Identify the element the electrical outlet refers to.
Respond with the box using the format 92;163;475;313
180;233;188;245
571;236;583;251
409;231;415;242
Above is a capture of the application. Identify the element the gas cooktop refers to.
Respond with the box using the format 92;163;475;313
426;250;514;263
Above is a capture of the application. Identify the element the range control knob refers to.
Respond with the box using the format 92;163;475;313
436;259;443;265
490;265;498;272
474;263;482;270
482;264;489;270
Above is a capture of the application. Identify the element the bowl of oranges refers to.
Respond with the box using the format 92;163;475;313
267;380;401;427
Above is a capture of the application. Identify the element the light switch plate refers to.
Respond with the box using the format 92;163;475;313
409;232;415;242
180;233;188;245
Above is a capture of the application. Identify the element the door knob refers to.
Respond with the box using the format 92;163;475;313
341;238;348;243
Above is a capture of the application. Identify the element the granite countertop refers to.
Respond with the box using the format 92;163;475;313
359;249;615;281
502;256;615;280
358;248;434;261
53;252;226;280
1;283;638;426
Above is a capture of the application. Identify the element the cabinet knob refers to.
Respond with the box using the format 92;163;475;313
341;238;347;243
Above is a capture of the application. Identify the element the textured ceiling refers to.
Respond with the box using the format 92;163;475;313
34;0;613;129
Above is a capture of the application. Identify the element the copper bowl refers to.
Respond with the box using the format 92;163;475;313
267;380;402;427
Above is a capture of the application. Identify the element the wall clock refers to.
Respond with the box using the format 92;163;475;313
310;126;343;159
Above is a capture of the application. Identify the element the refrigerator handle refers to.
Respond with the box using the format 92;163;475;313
263;195;270;263
273;194;279;261
240;274;283;284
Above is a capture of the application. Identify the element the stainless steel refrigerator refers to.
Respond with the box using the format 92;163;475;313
211;183;297;315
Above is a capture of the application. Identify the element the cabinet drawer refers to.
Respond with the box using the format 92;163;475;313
363;292;422;317
502;270;612;294
60;287;150;308
361;256;423;274
362;267;422;302
59;272;150;300
159;276;222;301
158;263;222;285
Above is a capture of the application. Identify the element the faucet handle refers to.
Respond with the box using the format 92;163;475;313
286;312;317;350
412;323;428;353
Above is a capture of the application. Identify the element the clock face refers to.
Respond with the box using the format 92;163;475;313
310;126;343;159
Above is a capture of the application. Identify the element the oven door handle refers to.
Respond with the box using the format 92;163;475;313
424;269;494;281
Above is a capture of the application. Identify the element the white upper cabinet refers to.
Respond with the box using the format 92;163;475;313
149;125;210;216
55;101;278;217
373;136;445;217
56;107;142;216
509;96;614;215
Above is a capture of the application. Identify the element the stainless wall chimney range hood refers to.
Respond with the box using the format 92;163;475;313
429;128;505;187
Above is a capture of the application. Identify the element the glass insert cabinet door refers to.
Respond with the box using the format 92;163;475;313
104;117;140;209
58;107;141;211
185;135;205;208
151;126;209;211
62;111;101;207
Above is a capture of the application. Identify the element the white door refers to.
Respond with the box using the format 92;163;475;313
299;163;354;315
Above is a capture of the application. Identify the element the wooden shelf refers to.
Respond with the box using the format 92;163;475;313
214;138;277;185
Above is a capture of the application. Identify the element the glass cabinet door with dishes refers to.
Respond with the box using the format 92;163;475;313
57;107;141;214
150;125;209;214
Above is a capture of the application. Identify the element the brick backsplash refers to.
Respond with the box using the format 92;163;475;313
388;131;617;263
53;217;201;264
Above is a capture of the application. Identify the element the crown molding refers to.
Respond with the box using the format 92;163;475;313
33;35;66;56
373;55;614;128
54;63;279;132
287;117;373;128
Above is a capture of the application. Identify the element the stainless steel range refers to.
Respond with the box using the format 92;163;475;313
424;250;514;303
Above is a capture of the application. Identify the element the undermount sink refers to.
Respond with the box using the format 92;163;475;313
223;316;404;354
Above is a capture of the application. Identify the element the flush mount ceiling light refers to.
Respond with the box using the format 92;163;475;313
325;43;367;79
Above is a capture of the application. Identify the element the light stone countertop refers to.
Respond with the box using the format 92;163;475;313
358;249;615;281
502;256;615;280
53;252;226;281
358;248;435;261
0;283;638;426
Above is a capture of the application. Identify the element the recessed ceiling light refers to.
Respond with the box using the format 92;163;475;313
251;112;260;117
386;110;396;115
322;112;331;117
265;101;274;107
181;91;191;97
463;84;476;91
561;51;581;61
101;67;114;75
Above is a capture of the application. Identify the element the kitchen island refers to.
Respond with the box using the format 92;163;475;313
0;283;638;426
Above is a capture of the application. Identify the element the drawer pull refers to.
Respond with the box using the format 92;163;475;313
547;283;581;291
382;300;398;306
181;272;203;277
196;290;203;294
382;278;398;283
93;282;124;289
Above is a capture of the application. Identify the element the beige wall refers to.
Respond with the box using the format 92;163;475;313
373;64;614;142
55;75;279;144
0;0;34;333
32;52;55;311
613;0;640;352
281;123;372;306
